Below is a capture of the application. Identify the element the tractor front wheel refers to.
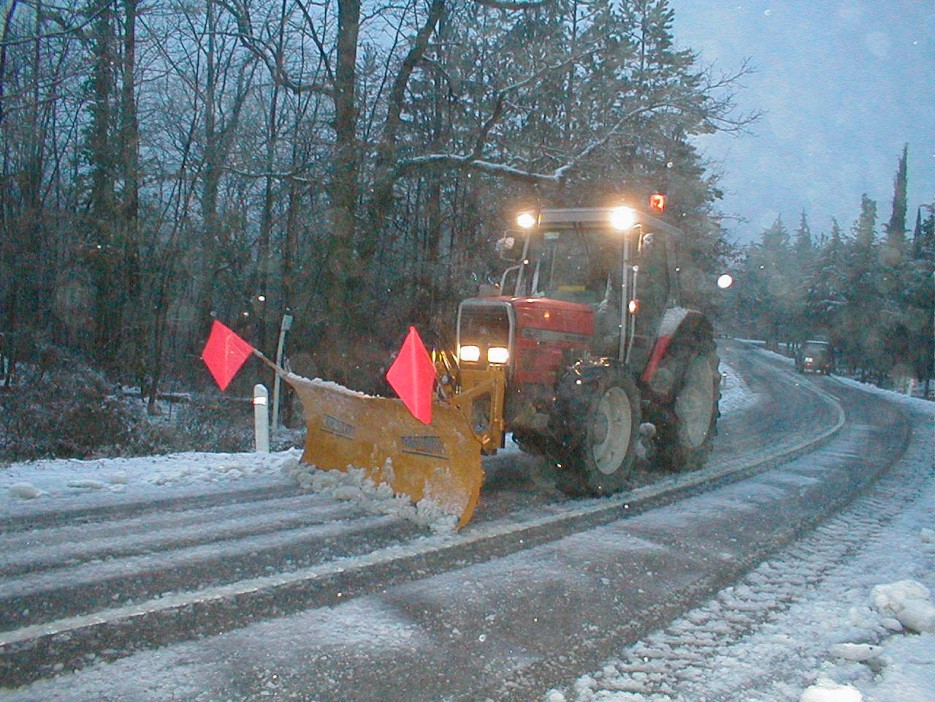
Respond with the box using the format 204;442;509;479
548;363;641;496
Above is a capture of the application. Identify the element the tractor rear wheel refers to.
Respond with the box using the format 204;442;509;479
548;363;641;496
651;342;720;472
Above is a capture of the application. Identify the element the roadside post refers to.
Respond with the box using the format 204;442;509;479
272;314;293;430
253;384;270;453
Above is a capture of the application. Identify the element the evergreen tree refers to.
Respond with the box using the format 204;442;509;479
913;206;935;260
883;143;908;266
836;195;885;380
876;146;917;387
734;217;794;349
788;211;815;341
806;218;848;339
904;206;935;393
81;0;142;374
793;211;814;259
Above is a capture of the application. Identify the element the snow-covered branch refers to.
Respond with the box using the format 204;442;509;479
397;100;677;184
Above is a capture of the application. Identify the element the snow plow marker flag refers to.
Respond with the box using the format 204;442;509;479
201;320;255;391
386;326;435;424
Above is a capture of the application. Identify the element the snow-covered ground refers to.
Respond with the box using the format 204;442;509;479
0;360;758;521
544;361;935;702
1;450;301;517
1;357;932;701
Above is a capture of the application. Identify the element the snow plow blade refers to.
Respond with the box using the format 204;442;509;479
285;374;484;529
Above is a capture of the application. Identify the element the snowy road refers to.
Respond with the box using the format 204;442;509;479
0;341;931;701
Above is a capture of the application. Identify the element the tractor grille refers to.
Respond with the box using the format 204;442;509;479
458;301;512;367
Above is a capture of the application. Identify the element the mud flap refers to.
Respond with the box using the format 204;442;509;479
285;374;484;529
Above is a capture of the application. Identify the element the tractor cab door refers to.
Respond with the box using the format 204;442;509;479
629;230;672;370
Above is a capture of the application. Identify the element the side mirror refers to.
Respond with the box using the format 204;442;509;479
638;231;654;255
496;235;523;261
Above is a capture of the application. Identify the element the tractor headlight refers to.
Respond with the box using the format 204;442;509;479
459;345;481;362
487;346;510;365
610;206;637;231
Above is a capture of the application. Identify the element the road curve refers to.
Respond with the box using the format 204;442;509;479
0;341;912;699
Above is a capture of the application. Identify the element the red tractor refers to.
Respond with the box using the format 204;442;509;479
441;204;721;497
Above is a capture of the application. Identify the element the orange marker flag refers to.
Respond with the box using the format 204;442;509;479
201;320;255;391
386;326;435;424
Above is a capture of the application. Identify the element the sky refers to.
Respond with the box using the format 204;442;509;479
1;353;933;701
668;0;934;243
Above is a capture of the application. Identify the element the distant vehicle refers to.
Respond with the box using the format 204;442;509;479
795;340;833;375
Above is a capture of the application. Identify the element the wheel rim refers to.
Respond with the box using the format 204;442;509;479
591;386;633;475
676;355;716;449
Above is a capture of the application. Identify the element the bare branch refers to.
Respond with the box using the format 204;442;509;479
215;0;335;96
398;100;678;185
0;0;115;48
470;0;552;10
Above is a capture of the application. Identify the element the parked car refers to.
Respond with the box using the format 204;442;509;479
795;340;834;375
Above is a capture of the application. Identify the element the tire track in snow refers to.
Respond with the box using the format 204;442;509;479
554;398;931;702
0;494;364;577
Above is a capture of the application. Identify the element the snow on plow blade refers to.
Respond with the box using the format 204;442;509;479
285;374;484;529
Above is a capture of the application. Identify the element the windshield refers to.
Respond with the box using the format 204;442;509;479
524;229;620;304
803;341;830;353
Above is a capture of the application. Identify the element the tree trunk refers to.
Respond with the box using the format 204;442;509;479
322;0;362;359
120;0;143;384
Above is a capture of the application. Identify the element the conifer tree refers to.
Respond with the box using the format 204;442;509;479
912;206;935;261
883;144;908;266
734;216;794;349
788;211;814;341
904;206;935;393
806;218;848;339
837;195;884;380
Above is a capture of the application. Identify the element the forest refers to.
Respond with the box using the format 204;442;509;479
720;145;934;395
0;0;931;460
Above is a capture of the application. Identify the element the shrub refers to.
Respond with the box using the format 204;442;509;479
0;348;291;463
0;357;142;461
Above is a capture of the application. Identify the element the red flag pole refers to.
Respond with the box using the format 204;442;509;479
251;347;287;376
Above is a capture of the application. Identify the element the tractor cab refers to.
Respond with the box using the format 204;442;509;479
489;205;681;368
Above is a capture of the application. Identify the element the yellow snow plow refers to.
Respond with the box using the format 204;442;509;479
285;373;488;529
202;203;723;532
201;320;501;530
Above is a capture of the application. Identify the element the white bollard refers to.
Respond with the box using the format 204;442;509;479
253;384;270;453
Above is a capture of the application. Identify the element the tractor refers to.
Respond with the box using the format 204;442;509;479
437;203;721;497
286;201;721;527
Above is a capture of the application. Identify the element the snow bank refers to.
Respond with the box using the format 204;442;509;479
7;483;45;500
871;580;935;634
283;460;458;533
799;676;863;702
0;450;303;517
718;359;759;415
